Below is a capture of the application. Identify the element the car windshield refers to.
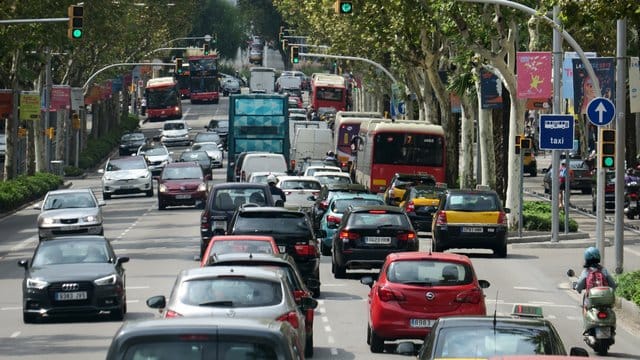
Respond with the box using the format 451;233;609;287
43;192;96;210
106;159;146;171
387;260;472;285
180;151;209;162
395;177;436;189
316;174;351;186
192;143;219;152
179;278;282;307
234;213;309;234
434;326;554;357
212;188;268;210
349;212;409;227
445;194;499;212
122;340;278;360
121;133;144;141
211;240;274;255
412;187;445;199
164;122;185;130
279;180;321;190
162;166;203;180
332;198;383;213
32;241;110;266
194;133;220;143
139;147;168;156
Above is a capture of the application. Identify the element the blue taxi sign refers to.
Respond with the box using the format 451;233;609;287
587;97;615;126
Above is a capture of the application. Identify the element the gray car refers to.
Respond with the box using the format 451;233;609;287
146;266;316;356
35;188;105;241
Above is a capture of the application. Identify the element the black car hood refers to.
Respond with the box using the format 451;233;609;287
28;263;118;282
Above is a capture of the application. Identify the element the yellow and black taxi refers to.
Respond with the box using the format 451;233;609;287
398;183;447;231
431;186;510;258
522;148;537;177
384;173;437;206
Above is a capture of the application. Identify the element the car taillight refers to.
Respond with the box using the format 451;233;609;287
290;160;296;169
406;200;415;213
165;309;182;318
327;215;342;224
294;242;318;256
497;211;507;226
397;231;416;241
630;193;638;200
277;311;299;329
455;289;483;304
339;230;360;241
377;286;405;302
435;211;447;225
597;311;608;319
319;201;328;210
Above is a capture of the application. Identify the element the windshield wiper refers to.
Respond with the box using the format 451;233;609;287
199;300;234;307
401;281;434;286
377;224;396;229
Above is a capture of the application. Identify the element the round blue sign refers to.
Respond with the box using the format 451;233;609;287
586;97;615;126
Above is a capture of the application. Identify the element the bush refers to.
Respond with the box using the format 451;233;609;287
0;172;62;212
616;270;640;307
522;201;578;232
64;165;84;177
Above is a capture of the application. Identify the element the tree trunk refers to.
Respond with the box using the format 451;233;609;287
460;93;475;189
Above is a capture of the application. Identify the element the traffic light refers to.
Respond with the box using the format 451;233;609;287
203;43;210;55
334;0;353;14
515;135;521;155
600;128;615;168
278;26;285;43
72;113;81;130
175;58;183;74
67;5;84;39
291;46;300;64
520;137;531;150
46;127;55;140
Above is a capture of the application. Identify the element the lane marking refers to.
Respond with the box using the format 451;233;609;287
1;307;21;311
513;286;539;291
10;331;20;338
127;286;151;290
321;316;329;323
324;325;332;332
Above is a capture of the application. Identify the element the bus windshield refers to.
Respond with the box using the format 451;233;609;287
316;87;343;101
373;133;444;166
147;87;179;108
189;58;217;76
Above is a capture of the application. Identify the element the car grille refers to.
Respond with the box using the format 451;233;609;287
48;281;94;306
149;161;162;166
60;218;79;224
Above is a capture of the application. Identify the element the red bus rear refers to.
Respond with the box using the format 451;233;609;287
311;73;346;113
354;120;446;193
189;55;219;104
145;77;182;121
175;65;190;99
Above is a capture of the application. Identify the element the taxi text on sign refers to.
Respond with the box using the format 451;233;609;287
539;114;574;150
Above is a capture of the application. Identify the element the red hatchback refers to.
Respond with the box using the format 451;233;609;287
157;162;208;210
199;235;279;266
361;251;490;353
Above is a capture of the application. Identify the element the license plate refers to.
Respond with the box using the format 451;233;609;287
55;291;87;301
120;185;134;189
462;227;484;233
410;319;434;328
63;225;79;231
595;327;611;339
175;194;191;199
365;236;391;244
212;221;226;230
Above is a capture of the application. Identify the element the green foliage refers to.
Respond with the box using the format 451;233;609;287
78;114;139;170
63;165;84;177
522;201;578;232
0;172;62;212
616;271;640;307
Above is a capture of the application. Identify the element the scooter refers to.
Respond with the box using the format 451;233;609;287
567;269;616;356
624;181;640;219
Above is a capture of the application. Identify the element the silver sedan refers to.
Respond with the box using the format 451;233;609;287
35;188;104;241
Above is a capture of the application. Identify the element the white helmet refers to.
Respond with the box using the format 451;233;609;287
267;174;277;184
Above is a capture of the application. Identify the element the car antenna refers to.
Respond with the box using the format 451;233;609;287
493;290;498;329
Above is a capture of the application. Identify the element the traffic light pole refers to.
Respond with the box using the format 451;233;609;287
0;18;68;24
299;52;398;86
82;62;174;94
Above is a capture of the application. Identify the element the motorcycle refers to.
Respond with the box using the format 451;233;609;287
567;269;616;356
624;181;640;220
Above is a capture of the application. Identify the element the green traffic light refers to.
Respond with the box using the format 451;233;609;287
603;156;614;167
293;58;299;64
72;29;82;39
340;3;352;13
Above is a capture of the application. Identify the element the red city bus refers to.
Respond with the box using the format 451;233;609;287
145;77;182;122
333;112;384;171
354;120;446;193
310;73;347;113
175;64;190;99
188;55;219;104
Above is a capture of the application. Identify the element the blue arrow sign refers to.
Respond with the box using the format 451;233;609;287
586;97;615;126
539;114;575;150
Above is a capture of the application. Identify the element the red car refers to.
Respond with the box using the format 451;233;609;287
361;251;490;353
199;235;279;267
157;162;208;210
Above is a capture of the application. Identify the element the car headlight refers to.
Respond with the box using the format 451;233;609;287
159;184;167;193
103;175;113;181
42;218;58;225
82;215;101;223
26;278;49;290
140;172;150;179
197;183;207;192
94;274;117;286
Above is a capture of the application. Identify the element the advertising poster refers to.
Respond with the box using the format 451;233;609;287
572;57;615;115
630;57;640;114
480;69;503;109
0;89;13;119
517;52;552;99
20;91;41;121
49;85;71;111
562;52;597;100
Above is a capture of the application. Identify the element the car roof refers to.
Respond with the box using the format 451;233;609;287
110;155;146;162
331;193;382;201
39;235;109;244
180;265;285;281
446;189;499;196
348;205;405;214
45;188;93;195
164;119;186;124
393;173;436;181
324;183;367;192
211;182;270;190
435;315;556;328
277;176;320;182
210;235;276;242
386;251;472;263
209;252;294;265
313;172;349;177
164;161;200;168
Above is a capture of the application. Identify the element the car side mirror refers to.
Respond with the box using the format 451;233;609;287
301;296;318;310
360;276;374;288
98;200;106;207
567;269;575;277
305;278;320;289
18;259;29;269
569;347;589;357
97;169;105;174
117;256;130;265
504;208;511;214
32;203;42;210
478;279;490;289
275;200;285;207
146;295;166;309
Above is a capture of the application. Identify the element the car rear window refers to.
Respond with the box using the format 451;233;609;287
434;326;553;357
211;240;274;255
122;339;278;360
234;212;310;234
332;199;384;213
180;278;282;307
212;188;268;210
348;212;409;227
279;180;321;190
445;194;499;212
387;260;472;285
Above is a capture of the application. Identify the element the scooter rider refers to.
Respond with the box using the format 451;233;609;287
267;174;286;204
575;247;617;298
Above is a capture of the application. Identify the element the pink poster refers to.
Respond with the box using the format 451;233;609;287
517;52;552;99
49;85;71;111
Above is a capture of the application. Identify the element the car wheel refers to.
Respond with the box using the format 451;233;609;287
103;192;111;200
366;324;371;345
494;242;508;258
369;327;384;353
146;188;154;197
158;200;166;210
200;242;207;260
305;334;314;357
111;305;125;321
431;239;444;252
333;262;346;279
531;170;537;177
23;312;36;324
320;243;331;256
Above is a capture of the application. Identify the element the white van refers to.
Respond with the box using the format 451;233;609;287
291;128;333;173
239;153;288;182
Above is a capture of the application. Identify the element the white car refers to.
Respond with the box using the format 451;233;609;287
160;120;191;147
248;171;288;184
100;156;154;200
276;176;322;212
34;188;105;241
190;142;223;168
137;144;172;176
303;165;342;177
312;171;352;186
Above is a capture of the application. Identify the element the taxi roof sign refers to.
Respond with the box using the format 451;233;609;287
511;304;543;318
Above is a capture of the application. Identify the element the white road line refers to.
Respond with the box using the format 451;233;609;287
10;331;20;338
546;315;557;319
324;325;332;333
625;246;640;257
327;335;335;344
530;301;554;305
321;283;347;287
0;307;21;311
127;286;151;290
513;286;539;291
321;316;329;323
126;300;140;304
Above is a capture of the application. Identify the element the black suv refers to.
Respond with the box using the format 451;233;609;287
199;183;276;258
227;207;321;297
309;183;368;230
324;205;417;278
118;132;146;156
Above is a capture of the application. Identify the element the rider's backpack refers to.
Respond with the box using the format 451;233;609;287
585;268;608;292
